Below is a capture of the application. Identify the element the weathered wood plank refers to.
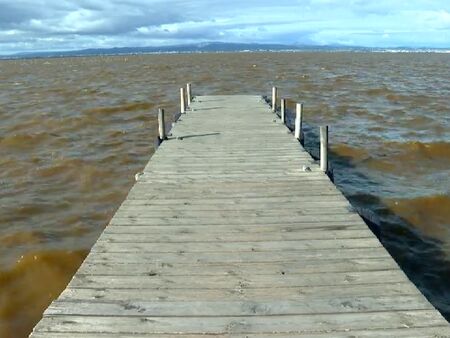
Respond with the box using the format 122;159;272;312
125;191;345;200
67;270;409;289
109;214;365;226
57;282;421;302
46;296;433;316
33;311;449;334
77;257;398;276
111;210;360;220
128;185;341;195
104;223;366;234
117;201;352;212
29;327;450;338
81;248;393;265
90;238;382;254
99;229;373;242
120;195;350;205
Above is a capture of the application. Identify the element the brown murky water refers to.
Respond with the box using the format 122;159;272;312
0;52;449;337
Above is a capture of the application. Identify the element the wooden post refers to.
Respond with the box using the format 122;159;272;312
180;87;186;113
186;83;192;107
320;126;328;173
158;108;166;141
272;87;277;112
295;103;303;141
281;98;286;124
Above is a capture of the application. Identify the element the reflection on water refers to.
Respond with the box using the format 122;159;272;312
0;52;449;336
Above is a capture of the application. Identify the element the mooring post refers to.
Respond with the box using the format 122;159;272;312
320;126;328;173
186;83;192;107
180;87;186;114
281;98;286;124
295;103;303;141
158;108;166;141
272;87;277;112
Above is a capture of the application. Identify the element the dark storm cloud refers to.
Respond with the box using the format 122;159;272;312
0;3;40;28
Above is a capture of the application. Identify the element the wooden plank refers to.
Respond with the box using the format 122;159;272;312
33;311;449;334
28;327;450;338
81;248;393;265
77;257;398;276
117;200;351;211
57;282;421;302
126;190;344;200
112;209;359;219
109;214;365;226
90;238;382;254
129;182;340;189
136;177;323;183
67;270;409;289
129;180;337;188
128;184;340;193
99;229;373;242
119;196;351;206
104;223;366;233
125;191;345;200
46;296;433;316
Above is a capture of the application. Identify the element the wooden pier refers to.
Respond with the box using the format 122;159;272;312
30;91;449;337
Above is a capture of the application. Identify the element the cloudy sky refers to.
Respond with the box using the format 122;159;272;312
0;0;449;54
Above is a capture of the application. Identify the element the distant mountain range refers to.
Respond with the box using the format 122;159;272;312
2;42;448;59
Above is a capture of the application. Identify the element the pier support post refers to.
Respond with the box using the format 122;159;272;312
281;98;286;124
180;87;186;114
320;126;328;173
272;87;277;112
158;108;167;141
295;103;303;142
186;83;192;107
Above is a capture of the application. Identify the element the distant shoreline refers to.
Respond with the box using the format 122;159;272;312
1;42;449;60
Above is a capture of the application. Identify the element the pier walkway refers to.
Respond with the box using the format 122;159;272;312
30;94;449;337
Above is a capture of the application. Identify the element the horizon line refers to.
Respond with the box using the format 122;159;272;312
2;41;450;59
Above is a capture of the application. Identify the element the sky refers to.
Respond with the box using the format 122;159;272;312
0;0;449;54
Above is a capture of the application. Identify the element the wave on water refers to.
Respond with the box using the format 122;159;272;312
83;101;154;115
388;141;450;159
362;141;450;174
385;195;450;239
0;250;86;338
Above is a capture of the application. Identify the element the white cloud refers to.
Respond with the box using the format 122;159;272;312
0;0;449;54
